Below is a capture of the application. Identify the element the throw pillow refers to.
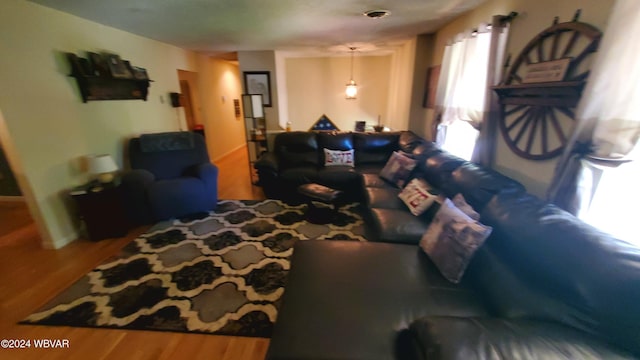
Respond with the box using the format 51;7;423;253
420;198;492;283
452;193;480;220
379;151;418;188
398;178;438;216
324;148;354;167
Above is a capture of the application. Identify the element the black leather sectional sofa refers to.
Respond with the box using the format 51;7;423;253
256;131;640;360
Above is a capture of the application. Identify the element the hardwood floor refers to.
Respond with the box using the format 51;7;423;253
214;146;265;201
0;146;268;360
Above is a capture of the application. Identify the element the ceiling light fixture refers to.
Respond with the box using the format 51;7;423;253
345;47;358;100
363;9;391;19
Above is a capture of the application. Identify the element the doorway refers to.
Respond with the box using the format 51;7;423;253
0;124;36;247
179;80;196;130
177;70;202;132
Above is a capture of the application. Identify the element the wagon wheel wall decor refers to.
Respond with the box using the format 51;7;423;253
494;15;602;160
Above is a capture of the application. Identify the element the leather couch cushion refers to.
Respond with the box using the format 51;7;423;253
274;131;319;169
398;131;442;160
418;153;465;188
279;166;318;185
353;132;400;165
266;241;488;360
478;192;640;356
366;188;405;209
316;166;360;190
362;173;396;189
370;208;431;244
399;131;427;153
440;163;525;211
412;142;442;160
355;164;385;175
317;131;354;151
409;316;635;360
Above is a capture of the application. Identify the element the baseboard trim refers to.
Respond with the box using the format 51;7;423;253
213;144;247;163
44;233;78;250
0;195;25;202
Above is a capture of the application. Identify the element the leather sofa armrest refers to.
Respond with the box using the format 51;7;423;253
409;316;634;360
255;152;279;172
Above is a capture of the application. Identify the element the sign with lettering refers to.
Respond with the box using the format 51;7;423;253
522;58;571;83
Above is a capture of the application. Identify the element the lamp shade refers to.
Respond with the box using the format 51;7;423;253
242;94;264;118
88;154;118;175
345;80;358;99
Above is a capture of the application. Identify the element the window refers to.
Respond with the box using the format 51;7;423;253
548;0;640;247
579;149;640;246
435;22;508;161
439;121;479;160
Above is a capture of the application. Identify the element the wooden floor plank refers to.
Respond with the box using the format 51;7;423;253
0;146;268;359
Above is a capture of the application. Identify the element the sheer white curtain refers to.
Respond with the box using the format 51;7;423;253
435;21;509;162
547;0;640;245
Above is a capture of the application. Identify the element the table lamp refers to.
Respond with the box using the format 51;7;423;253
88;154;118;184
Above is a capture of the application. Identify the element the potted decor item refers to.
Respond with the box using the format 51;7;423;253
373;115;384;132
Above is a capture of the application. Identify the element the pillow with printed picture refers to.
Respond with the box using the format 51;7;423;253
379;151;418;188
420;198;492;283
324;148;355;167
398;178;438;216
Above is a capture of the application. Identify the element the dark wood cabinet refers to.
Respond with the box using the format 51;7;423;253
71;185;130;241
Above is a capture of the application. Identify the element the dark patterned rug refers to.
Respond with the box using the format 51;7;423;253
22;200;367;338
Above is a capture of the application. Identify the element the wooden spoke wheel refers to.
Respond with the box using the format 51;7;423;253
495;21;602;160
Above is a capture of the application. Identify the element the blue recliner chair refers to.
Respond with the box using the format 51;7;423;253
121;131;218;224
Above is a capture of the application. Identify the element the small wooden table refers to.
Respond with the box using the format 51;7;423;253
70;184;130;241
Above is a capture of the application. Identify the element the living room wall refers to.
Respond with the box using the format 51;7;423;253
195;57;246;161
283;39;415;133
0;0;199;248
428;0;614;197
285;55;392;131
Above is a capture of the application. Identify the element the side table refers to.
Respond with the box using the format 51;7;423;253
70;184;130;241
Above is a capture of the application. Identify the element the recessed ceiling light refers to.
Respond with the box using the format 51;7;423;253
363;9;391;19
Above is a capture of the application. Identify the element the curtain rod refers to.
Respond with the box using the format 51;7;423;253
498;11;519;25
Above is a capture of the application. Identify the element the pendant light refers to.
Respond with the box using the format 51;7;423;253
345;47;357;99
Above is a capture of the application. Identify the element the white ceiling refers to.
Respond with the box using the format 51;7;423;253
29;0;485;55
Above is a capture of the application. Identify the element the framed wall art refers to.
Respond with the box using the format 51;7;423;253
243;71;272;107
422;65;440;109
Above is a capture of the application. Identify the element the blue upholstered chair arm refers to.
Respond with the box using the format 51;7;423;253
122;168;155;186
190;163;218;186
187;162;219;205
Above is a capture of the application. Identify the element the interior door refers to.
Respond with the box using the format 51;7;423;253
179;80;196;131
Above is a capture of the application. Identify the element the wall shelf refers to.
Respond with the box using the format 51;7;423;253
70;75;152;103
493;81;586;107
66;51;152;103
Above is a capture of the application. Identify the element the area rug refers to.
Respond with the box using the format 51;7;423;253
21;200;367;338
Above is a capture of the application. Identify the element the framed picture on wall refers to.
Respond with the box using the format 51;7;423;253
422;65;440;109
243;71;272;107
104;54;133;79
